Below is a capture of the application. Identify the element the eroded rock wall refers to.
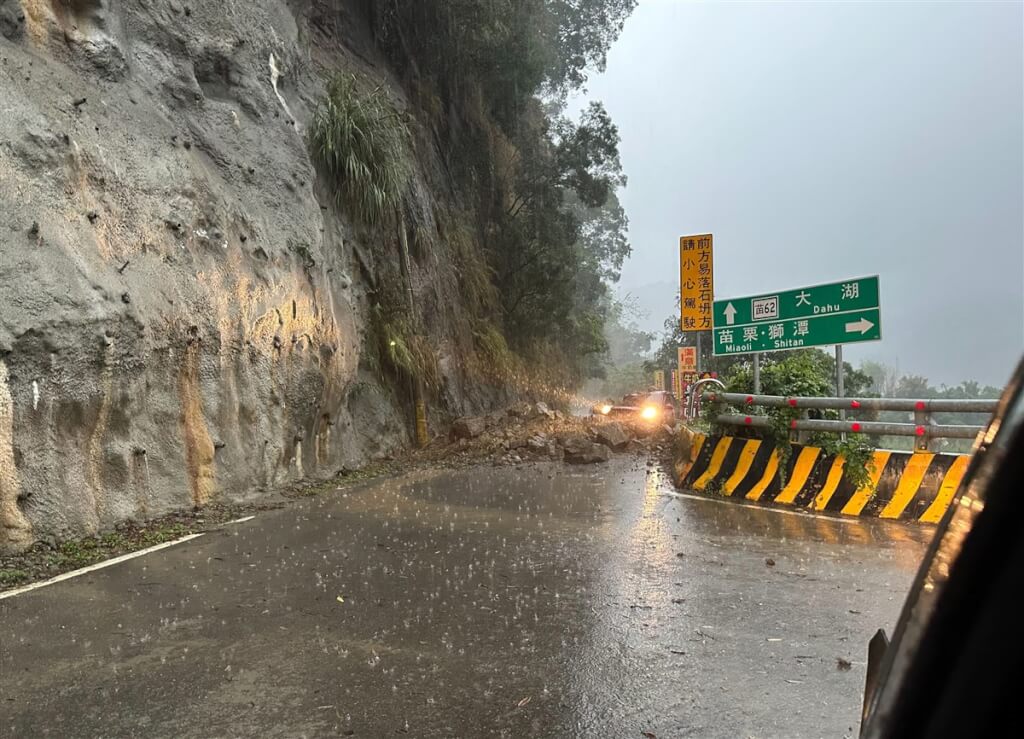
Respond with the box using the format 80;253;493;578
0;0;474;550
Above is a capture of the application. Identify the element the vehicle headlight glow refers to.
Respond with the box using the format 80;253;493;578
600;405;613;415
640;406;659;420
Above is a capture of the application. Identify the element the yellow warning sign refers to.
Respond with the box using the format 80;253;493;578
680;234;713;332
678;346;697;374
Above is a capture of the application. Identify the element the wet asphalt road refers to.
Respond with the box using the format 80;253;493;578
1;457;932;738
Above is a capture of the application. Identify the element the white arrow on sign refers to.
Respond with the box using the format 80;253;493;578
845;317;875;335
723;303;737;325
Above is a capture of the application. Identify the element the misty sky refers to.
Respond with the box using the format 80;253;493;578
571;0;1023;387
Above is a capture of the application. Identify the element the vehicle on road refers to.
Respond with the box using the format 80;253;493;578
592;390;678;425
860;358;1024;738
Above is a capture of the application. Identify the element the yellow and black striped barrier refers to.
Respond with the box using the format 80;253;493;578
674;433;969;524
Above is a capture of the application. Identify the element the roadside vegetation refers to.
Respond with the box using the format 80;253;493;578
858;362;1002;453
308;74;412;228
308;1;639;403
690;349;877;487
582;297;654;401
646;314;1002;481
0;513;235;591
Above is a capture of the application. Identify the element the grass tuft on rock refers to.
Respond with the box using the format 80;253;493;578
308;74;412;228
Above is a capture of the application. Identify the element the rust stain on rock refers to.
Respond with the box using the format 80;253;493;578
178;340;217;507
84;337;115;529
0;360;33;553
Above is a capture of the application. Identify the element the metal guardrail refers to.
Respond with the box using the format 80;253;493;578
686;378;725;419
702;391;998;451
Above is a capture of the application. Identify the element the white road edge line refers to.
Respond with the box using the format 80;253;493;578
0;533;205;601
225;515;256;525
660;489;883;525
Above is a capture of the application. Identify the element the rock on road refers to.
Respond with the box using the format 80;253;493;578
0;458;931;738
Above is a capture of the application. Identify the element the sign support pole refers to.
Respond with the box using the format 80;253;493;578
753;353;761;394
836;344;846;440
696;333;702;375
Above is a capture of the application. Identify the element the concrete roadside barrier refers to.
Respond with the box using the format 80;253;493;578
673;433;968;524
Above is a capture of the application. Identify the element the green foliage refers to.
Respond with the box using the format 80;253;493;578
443;212;499;318
0;568;29;586
817;434;876;490
368;0;637;388
42;525;188;570
491;101;628;378
645;310;687;373
367;280;441;393
589;362;647;400
723;350;834;397
543;0;639;91
696;349;880;487
370;306;441;392
585;296;652;396
857;361;1002;453
860;360;900;397
698;391;726;434
603;297;652;364
553;102;626;206
308;74;412;227
895;374;931;398
373;0;635;126
570;190;631;283
473;320;518;379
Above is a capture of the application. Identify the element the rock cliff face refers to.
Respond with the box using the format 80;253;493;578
0;0;490;550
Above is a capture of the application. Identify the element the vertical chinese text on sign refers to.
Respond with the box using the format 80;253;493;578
678;346;697;374
680;234;713;332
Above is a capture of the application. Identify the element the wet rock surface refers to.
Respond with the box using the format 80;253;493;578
431;406;673;469
593;420;631;450
562;435;612;464
451;416;487;440
0;409;665;589
0;0;512;551
0;459;932;737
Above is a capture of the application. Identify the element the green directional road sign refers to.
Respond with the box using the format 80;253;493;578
712;276;881;356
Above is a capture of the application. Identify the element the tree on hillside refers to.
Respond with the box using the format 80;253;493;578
602;297;652;365
356;0;639;386
852;369;1004;452
543;0;639;90
583;296;652;395
895;374;931;398
860;360;900;397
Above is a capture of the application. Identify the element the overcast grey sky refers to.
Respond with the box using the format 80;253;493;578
572;0;1023;387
